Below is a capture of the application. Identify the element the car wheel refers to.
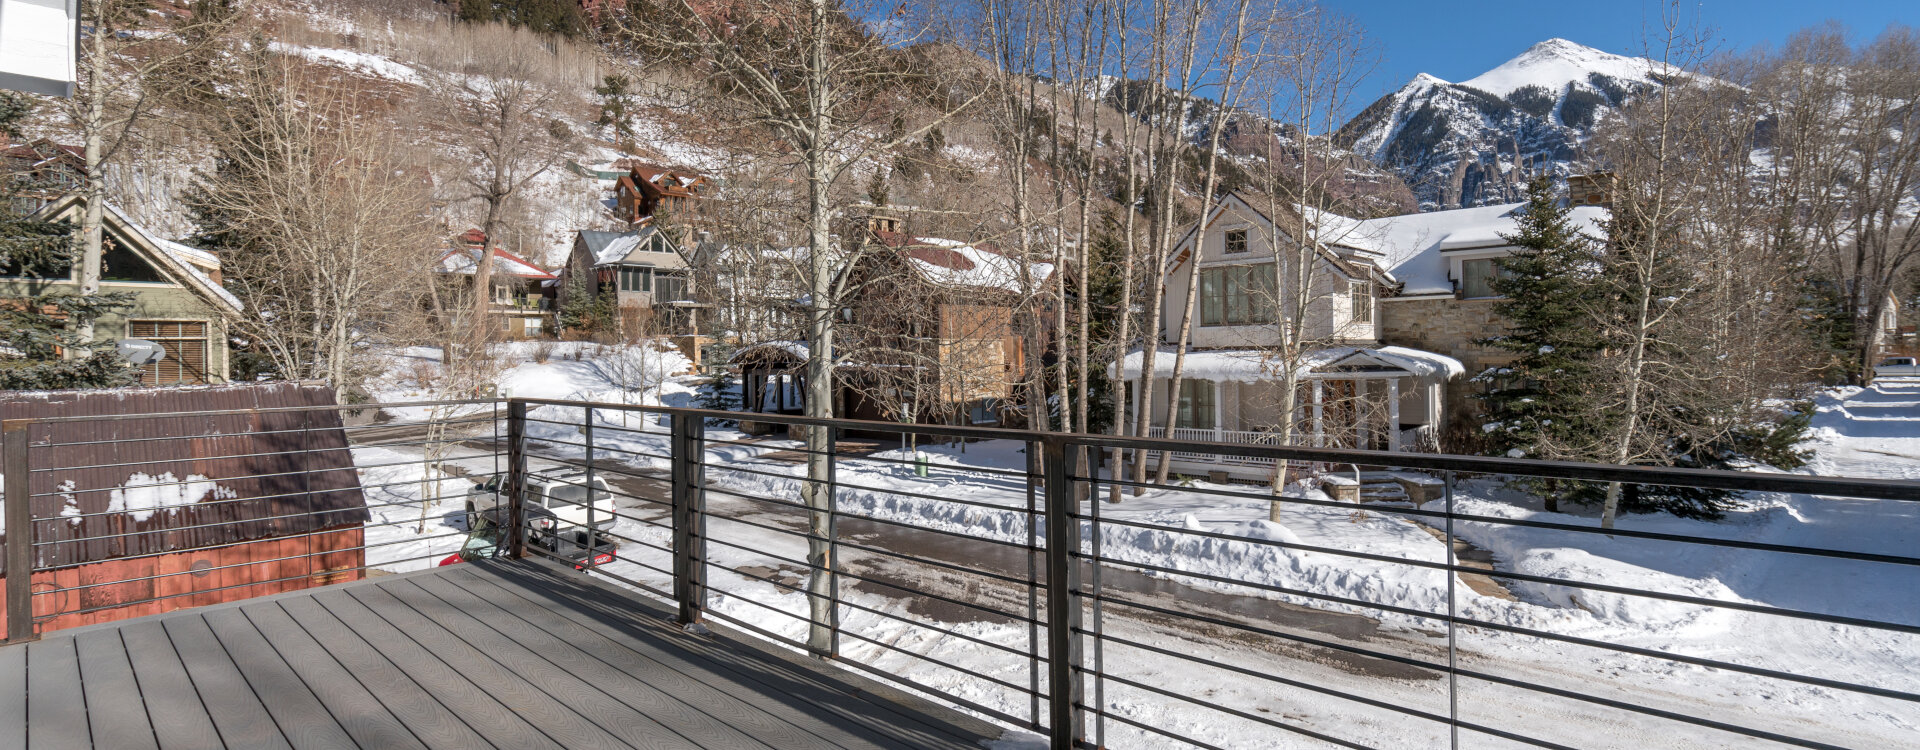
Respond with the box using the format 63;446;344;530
464;502;476;529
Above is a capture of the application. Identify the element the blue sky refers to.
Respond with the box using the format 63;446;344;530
1340;0;1916;106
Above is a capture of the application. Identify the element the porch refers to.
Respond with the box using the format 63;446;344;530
1118;347;1460;480
0;556;999;749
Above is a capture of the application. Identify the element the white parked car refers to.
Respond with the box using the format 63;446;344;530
468;468;618;539
1874;357;1920;378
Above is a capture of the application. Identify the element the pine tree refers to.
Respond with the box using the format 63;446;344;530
0;95;135;390
595;74;636;148
1475;176;1604;508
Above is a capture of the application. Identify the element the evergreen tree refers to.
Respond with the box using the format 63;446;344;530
1475;176;1603;510
0;96;135;390
595;74;637;148
1478;176;1604;459
456;0;583;37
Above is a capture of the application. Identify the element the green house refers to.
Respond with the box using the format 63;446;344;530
4;196;241;385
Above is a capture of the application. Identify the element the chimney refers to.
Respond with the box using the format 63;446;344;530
1568;172;1614;207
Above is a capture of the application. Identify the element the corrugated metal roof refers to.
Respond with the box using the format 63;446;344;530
1;382;369;574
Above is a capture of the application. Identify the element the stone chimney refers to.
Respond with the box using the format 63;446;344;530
1568;172;1614;207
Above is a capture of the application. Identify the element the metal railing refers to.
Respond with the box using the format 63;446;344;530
3;396;1916;750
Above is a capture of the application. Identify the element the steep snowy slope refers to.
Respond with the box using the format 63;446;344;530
1337;39;1676;210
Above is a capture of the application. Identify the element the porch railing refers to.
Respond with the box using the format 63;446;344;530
4;398;1916;749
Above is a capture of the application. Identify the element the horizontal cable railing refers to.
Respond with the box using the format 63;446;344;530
3;396;1912;750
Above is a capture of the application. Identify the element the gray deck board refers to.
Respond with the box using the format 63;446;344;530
118;620;225;750
0;559;1002;749
72;629;157;750
0;635;25;750
26;635;92;750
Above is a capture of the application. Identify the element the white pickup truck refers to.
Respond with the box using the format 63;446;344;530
1874;357;1920;379
467;467;618;540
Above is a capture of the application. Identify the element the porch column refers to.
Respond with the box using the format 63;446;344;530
1311;380;1325;447
1211;380;1225;442
1387;378;1401;452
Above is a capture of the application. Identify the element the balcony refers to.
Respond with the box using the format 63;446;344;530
1;397;1914;748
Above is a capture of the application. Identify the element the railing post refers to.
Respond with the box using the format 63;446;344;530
504;400;529;560
825;424;840;657
672;413;707;625
583;405;597;571
4;420;34;643
1042;437;1083;750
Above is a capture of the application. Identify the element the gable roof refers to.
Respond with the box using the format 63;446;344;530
577;226;690;270
1167;192;1382;284
868;231;1054;293
438;246;556;279
31;195;243;314
0;382;368;574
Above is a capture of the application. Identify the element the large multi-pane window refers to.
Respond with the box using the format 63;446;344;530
1350;281;1373;324
1199;262;1278;327
653;273;686;301
1173;379;1215;430
1460;258;1504;298
619;265;652;292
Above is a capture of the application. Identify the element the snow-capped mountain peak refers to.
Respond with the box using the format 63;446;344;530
1336;38;1678;211
1459;38;1666;98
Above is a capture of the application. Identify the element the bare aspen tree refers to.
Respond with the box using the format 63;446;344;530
1253;6;1377;505
1587;7;1716;529
57;0;235;347
980;0;1057;432
1157;0;1260;485
189;51;439;403
1831;29;1920;380
620;0;982;656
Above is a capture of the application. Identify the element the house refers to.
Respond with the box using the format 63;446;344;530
0;382;368;636
2;138;85;217
5;195;240;385
732;214;1054;430
611;162;707;227
1117;192;1464;480
437;229;557;340
559;227;712;361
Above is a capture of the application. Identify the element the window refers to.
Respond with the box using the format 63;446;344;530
130;321;209;386
1460;258;1502;298
101;242;167;283
1199;263;1278;327
1350;281;1372;324
619;265;652;292
1223;228;1248;255
654;273;686;302
970;402;999;424
1173;380;1215;430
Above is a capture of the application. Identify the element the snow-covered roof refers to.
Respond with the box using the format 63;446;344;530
893;235;1054;293
1112;346;1463;383
1330;202;1609;296
580;227;687;269
438;247;556;279
729;340;810;364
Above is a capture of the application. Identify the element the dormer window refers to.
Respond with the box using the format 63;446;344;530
1349;281;1372;324
1224;228;1248;255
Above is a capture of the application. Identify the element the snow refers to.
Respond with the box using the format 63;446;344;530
268;43;423;85
1460;39;1673;98
903;238;1055;293
108;472;235;523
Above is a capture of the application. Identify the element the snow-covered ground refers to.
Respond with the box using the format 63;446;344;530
344;353;1920;748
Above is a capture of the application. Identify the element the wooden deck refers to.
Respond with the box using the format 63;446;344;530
0;558;1004;749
